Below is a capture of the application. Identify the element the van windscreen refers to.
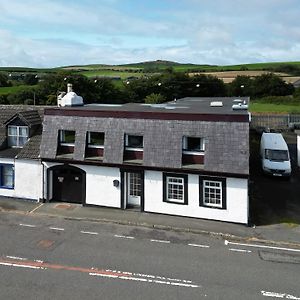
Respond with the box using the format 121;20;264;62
265;149;289;161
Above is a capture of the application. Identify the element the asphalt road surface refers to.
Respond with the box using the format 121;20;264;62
0;212;300;300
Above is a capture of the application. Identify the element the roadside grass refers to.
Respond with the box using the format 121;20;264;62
0;85;37;95
250;102;300;114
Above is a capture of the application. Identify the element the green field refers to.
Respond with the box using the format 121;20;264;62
250;102;300;114
0;85;37;95
1;60;300;77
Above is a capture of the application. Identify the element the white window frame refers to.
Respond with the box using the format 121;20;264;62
59;130;75;147
182;136;205;155
87;131;105;149
7;125;29;148
125;134;144;151
203;180;222;208
166;176;185;204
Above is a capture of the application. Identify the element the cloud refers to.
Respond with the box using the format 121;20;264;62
0;0;299;67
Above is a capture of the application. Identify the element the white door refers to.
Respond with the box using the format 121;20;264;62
127;172;141;207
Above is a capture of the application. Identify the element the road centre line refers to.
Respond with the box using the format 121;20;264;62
229;248;252;253
150;239;170;244
225;240;300;253
6;256;27;261
89;272;199;288
114;234;135;239
261;290;300;299
188;243;210;248
80;231;99;235
0;257;199;288
19;223;36;228
49;227;65;231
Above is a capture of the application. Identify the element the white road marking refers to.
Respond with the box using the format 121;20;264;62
150;239;170;244
261;290;300;299
80;231;99;235
6;256;27;261
0;262;46;270
225;240;300;253
188;243;210;248
89;272;199;288
229;248;252;253
49;227;65;231
29;203;44;213
114;234;135;239
19;223;36;228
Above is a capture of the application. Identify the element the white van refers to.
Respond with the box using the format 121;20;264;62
260;132;291;177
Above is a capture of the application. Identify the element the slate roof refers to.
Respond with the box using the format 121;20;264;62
0;105;47;160
4;110;41;127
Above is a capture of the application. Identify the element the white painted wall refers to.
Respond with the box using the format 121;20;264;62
144;171;248;224
43;162;121;208
77;164;121;208
0;158;42;201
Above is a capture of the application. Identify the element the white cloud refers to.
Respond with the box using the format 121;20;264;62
0;0;299;67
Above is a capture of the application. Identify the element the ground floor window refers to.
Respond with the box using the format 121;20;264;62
163;173;188;205
199;176;226;209
0;164;14;189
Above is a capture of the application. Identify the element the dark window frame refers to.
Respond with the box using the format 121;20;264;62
199;176;226;209
0;164;14;189
163;173;188;205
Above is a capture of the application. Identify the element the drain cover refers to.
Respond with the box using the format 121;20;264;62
54;204;73;209
37;239;55;249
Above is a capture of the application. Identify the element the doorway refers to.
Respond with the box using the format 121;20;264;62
49;165;86;204
123;171;144;210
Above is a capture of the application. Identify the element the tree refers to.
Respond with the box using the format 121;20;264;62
252;73;294;97
144;93;166;104
0;73;11;87
228;75;253;97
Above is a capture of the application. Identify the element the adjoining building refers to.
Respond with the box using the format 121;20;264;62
0;105;44;201
39;93;250;224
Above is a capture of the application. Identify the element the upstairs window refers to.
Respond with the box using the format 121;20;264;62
0;164;14;189
125;135;143;150
8;126;29;148
183;136;205;153
59;130;75;146
87;132;105;148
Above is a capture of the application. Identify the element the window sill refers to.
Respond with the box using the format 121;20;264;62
182;151;205;155
0;186;14;190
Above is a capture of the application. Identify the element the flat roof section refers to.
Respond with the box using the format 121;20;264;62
45;97;250;122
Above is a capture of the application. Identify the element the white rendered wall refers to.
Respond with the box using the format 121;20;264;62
78;165;121;208
43;162;121;208
144;171;248;224
0;158;42;201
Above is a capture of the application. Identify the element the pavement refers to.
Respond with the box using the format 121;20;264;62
0;196;300;248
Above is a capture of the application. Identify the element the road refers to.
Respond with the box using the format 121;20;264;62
0;212;299;300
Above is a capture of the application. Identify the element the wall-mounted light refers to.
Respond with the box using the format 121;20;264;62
113;179;120;187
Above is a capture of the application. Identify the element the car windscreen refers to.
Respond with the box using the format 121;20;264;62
265;149;289;161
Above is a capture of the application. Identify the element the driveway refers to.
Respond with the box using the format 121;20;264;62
249;131;300;225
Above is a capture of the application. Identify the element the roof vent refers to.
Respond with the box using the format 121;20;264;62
232;99;248;110
210;101;223;107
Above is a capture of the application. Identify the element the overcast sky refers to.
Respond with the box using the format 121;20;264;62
0;0;299;67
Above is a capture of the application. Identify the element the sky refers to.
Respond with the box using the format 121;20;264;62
0;0;300;67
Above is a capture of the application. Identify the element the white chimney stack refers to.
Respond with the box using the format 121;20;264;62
67;83;73;93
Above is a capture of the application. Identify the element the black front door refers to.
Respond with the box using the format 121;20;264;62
52;166;85;204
